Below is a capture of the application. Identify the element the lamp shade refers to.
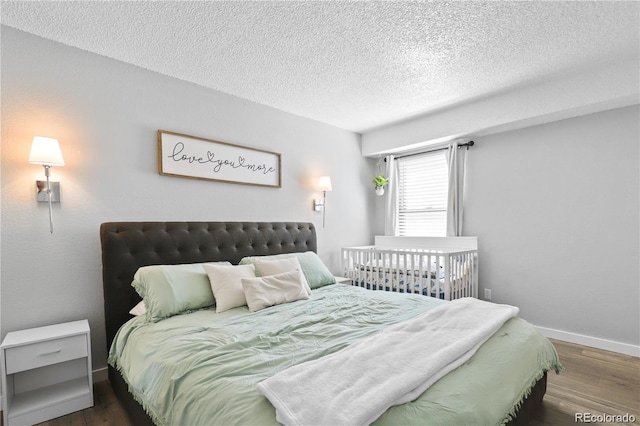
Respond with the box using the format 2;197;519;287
318;176;332;192
29;137;65;166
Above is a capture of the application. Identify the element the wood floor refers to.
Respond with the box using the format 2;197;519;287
25;339;639;426
531;340;639;426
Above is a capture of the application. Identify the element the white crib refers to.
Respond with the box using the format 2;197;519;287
341;236;478;301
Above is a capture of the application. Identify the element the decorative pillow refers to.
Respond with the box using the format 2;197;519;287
204;264;256;313
250;257;312;296
132;261;231;322
241;269;310;312
129;301;146;316
240;251;336;289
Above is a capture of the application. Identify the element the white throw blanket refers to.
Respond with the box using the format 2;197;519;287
257;297;519;426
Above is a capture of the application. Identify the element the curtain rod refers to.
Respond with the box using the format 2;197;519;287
389;141;474;160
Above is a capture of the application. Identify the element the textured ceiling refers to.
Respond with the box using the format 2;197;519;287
1;1;639;132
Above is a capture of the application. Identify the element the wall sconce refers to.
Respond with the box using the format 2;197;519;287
29;136;65;233
315;176;332;228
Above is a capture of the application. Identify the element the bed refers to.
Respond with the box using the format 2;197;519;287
342;236;478;300
100;221;560;426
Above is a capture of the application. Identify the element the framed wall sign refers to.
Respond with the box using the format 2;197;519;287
157;130;281;188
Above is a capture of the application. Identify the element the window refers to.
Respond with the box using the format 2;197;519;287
397;151;448;236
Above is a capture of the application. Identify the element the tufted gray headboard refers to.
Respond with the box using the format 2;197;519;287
100;222;317;348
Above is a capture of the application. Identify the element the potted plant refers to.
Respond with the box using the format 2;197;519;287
372;174;389;195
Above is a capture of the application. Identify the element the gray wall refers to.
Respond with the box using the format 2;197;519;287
373;106;639;347
464;105;639;346
1;27;376;369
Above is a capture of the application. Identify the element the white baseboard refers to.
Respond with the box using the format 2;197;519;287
93;366;109;383
535;325;640;357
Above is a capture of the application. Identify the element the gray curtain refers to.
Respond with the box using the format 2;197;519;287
446;142;467;236
384;155;399;236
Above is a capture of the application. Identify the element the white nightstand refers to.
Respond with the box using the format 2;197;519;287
334;276;351;285
1;320;94;426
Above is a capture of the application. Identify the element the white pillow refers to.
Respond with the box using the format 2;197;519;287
239;251;336;289
241;269;310;312
204;264;256;313
251;257;312;296
129;301;147;316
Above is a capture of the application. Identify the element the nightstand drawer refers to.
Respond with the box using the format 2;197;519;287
5;334;87;374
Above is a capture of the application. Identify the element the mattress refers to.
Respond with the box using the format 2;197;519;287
109;284;560;426
352;267;459;297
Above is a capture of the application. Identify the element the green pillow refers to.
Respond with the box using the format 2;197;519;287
132;262;230;322
239;251;336;289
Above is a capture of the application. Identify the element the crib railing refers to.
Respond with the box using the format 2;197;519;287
341;246;478;300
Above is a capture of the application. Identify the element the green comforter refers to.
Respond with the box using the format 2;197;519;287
109;284;561;426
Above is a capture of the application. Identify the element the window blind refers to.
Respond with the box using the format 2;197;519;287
397;151;448;237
